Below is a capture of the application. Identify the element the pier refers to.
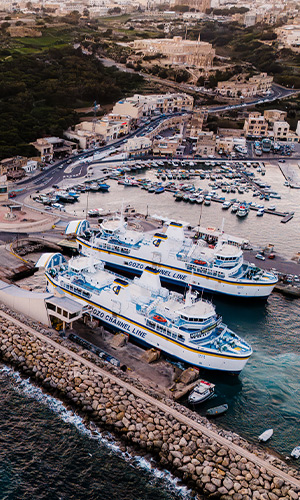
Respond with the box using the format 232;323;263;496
278;162;300;189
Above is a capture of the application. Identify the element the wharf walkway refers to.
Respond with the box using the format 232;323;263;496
1;308;300;490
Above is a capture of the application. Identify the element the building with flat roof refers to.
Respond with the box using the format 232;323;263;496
264;109;287;124
132;36;215;69
244;112;268;138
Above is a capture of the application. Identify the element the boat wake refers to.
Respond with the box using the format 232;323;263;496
0;364;194;499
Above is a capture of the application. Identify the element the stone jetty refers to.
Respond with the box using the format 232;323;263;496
0;304;299;499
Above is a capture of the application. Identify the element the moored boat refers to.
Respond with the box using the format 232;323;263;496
206;404;228;417
66;218;278;299
36;254;253;374
188;380;215;405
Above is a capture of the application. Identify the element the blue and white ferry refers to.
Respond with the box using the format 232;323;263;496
66;218;277;299
37;253;252;374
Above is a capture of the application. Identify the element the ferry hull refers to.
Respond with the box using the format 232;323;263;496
77;239;276;299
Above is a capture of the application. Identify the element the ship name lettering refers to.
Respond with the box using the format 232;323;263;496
132;327;146;338
128;261;144;269
173;273;187;280
160;269;171;277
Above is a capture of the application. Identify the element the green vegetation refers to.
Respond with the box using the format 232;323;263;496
0;45;143;160
192;21;300;88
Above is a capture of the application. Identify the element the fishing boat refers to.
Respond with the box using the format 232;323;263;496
66;219;278;299
206;404;228;417
155;186;165;194
258;429;273;442
188;380;215;405
36;253;252;374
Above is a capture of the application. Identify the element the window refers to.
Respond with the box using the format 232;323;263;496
47;303;56;312
57;307;62;315
63;310;68;318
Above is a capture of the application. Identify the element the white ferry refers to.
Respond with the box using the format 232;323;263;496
36;253;252;374
65;219;278;299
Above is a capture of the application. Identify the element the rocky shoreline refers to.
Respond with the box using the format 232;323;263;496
0;303;299;500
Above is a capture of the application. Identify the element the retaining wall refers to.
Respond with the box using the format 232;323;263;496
0;305;299;500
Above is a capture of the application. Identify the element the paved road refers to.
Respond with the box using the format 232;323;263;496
2;307;300;490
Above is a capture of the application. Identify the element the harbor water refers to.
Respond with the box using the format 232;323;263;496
60;162;300;456
5;161;299;496
64;162;300;259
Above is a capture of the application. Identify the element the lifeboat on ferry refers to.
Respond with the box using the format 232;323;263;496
194;260;206;266
153;315;167;323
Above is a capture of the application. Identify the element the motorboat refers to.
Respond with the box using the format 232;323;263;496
258;429;273;442
291;446;300;459
188;380;215;404
236;205;249;218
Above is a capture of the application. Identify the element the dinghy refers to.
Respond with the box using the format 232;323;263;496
258;429;273;442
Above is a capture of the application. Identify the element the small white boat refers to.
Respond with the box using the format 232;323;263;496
258;428;273;442
188;380;215;405
291;446;300;459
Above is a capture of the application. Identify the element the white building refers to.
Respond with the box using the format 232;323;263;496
273;121;290;141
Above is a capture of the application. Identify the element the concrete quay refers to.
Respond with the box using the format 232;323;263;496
0;305;299;499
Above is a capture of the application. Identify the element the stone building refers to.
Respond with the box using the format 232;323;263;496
0;157;26;180
132;36;215;69
244;112;268;138
217;73;273;98
112;93;194;123
170;0;211;13
264;109;287;124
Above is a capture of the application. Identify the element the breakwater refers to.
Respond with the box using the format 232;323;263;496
0;305;299;499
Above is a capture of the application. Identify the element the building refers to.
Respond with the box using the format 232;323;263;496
243;112;268;138
152;135;183;157
112;93;194;123
0;175;8;202
217;73;273;98
76;115;131;143
273;121;290;141
170;0;211;13
276;24;300;52
0;157;26;180
31;137;77;161
194;131;215;156
124;137;152;157
132;36;215;69
65;125;104;150
216;135;246;154
22;160;38;174
264;109;287;124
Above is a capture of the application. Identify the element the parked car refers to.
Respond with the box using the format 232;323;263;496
255;253;265;261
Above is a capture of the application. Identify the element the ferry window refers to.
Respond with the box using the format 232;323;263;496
63;310;68;318
69;312;78;320
57;307;62;315
47;303;56;312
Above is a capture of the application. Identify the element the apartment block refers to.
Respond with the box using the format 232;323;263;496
273;121;290;141
244;113;268;138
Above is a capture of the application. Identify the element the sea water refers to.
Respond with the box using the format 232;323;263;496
0;366;194;500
